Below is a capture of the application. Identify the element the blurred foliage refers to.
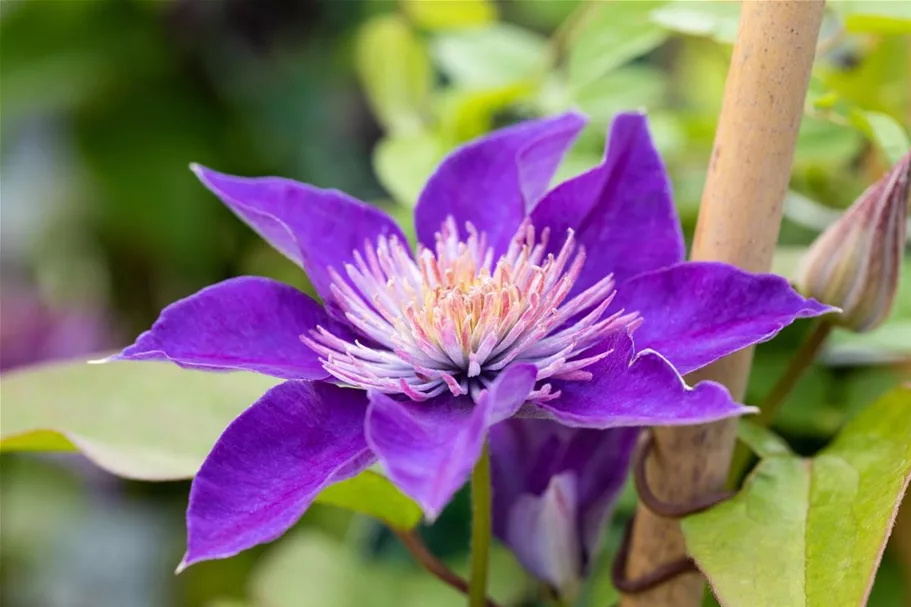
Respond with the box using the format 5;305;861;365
1;1;909;606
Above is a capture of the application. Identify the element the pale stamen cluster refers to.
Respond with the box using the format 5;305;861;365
302;217;640;402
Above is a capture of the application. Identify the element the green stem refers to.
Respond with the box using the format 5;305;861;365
728;320;833;484
468;442;492;607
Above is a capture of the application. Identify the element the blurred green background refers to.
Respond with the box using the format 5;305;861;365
1;1;909;606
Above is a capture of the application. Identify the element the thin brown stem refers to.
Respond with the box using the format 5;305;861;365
392;528;502;607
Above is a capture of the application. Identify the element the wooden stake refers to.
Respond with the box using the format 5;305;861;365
620;2;826;606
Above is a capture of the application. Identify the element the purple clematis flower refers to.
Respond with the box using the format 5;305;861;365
491;420;637;599
115;111;833;569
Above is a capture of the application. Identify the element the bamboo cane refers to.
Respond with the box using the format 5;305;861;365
620;2;827;606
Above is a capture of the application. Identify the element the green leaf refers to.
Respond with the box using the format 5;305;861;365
737;421;793;459
850;110;911;166
0;357;279;480
252;531;527;607
355;15;431;135
795;116;865;167
437;82;535;146
832;1;911;35
373;132;442;207
317;471;423;530
0;358;423;529
683;386;911;607
431;24;548;89
401;0;497;30
568;1;668;89
570;65;666;123
204;600;253;607
649;0;741;44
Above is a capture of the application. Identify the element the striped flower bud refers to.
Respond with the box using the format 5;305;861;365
797;151;910;332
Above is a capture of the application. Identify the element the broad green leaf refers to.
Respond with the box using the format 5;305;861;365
401;0;496;30
568;1;668;89
355;16;431;135
683;386;911;607
0;357;423;529
373;132;442;207
649;0;741;44
317;471;422;530
0;357;279;480
431;24;548;89
252;531;527;607
850;111;911;166
832;1;911;34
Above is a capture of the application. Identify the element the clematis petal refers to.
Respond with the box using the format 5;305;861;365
534;331;753;428
491;419;638;593
531;112;684;291
613;262;837;375
504;472;582;596
192;164;409;302
116;277;348;379
181;380;372;569
415;113;586;257
571;426;638;559
366;364;537;520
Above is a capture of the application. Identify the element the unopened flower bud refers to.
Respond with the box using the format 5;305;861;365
797;151;910;332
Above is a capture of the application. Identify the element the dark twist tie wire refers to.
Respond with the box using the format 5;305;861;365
611;431;736;595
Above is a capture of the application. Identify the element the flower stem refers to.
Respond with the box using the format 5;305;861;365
468;442;493;607
393;528;501;607
728;320;833;483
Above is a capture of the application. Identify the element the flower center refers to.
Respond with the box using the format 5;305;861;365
302;217;640;402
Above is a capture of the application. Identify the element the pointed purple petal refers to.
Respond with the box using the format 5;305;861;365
535;331;753;428
491;419;637;590
531;112;684;291
366;364;536;520
116;277;348;380
414;113;586;257
505;472;582;594
615;262;838;375
181;381;371;568
192;165;409;302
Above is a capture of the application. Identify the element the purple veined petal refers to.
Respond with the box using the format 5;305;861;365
366;364;537;520
505;472;582;595
534;331;753;428
191;164;409;302
573;426;638;560
414;113;586;257
490;419;638;594
613;261;838;375
531;112;685;291
114;276;348;380
181;380;372;569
